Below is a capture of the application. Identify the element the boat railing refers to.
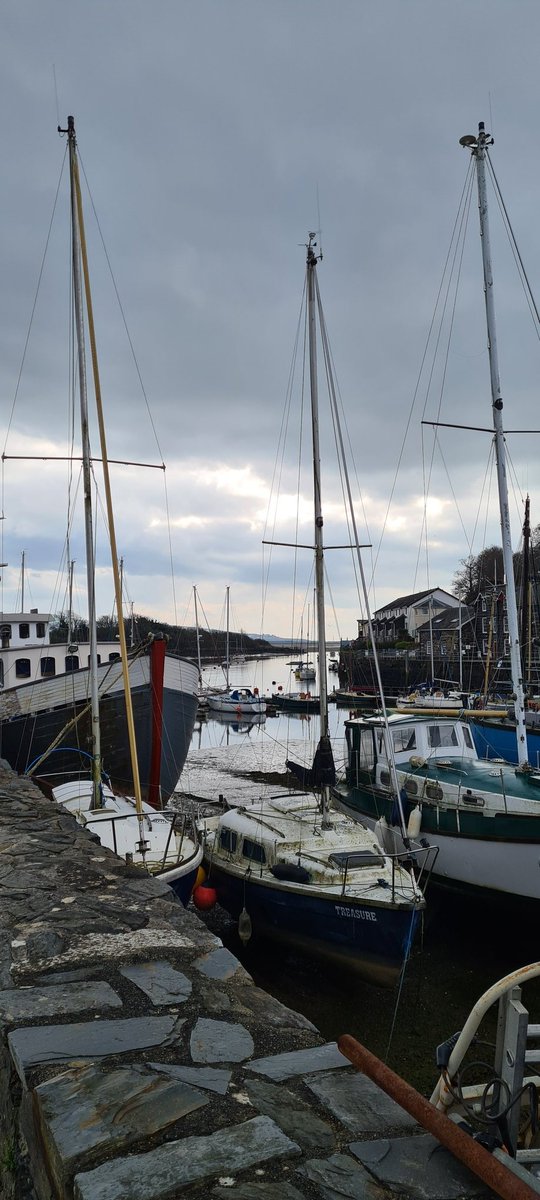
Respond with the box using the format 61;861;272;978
339;841;438;904
431;963;540;1166
85;806;194;866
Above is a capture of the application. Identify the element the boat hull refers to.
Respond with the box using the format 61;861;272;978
334;782;540;903
0;655;198;800
204;858;420;987
470;717;540;767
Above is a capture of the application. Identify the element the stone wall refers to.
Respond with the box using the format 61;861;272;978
0;761;487;1200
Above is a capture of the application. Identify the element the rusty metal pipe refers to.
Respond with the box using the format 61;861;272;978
338;1034;539;1200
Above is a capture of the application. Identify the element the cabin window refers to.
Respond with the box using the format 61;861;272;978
0;661;3;686
18;623;30;639
426;782;443;802
242;838;266;864
393;727;416;753
380;769;391;787
428;724;458;749
0;624;11;649
65;655;79;673
358;728;375;771
462;725;473;749
404;778;418;796
87;655;101;666
15;658;31;678
108;652;121;663
36;622;45;639
219;828;237;853
40;657;55;677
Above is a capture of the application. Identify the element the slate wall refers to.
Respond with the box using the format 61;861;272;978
0;761;487;1200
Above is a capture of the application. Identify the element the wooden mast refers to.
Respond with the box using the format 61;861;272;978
65;116;149;845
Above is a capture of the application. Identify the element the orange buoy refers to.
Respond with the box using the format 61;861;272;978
192;884;218;911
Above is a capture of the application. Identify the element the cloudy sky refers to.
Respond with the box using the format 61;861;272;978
1;0;540;640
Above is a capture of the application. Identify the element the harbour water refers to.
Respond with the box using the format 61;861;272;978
177;653;540;1095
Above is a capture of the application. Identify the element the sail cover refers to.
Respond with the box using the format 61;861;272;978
286;735;336;789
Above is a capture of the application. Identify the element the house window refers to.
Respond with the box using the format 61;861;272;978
219;828;237;853
15;658;31;678
36;622;45;639
18;623;30;639
40;657;55;677
242;838;266;864
65;655;79;673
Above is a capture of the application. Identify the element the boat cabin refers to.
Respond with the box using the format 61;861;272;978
0;609;121;690
344;713;477;792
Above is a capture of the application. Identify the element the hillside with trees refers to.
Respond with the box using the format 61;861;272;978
49;611;273;661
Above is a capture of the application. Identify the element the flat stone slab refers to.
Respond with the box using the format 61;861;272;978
34;1063;208;1190
213;1184;306;1199
190;1018;254;1063
119;961;192;1004
147;1062;232;1094
194;946;248;981
73;1115;301;1200
246;1042;350;1081
9;1015;176;1082
349;1133;487;1198
300;1151;382;1198
0;982;121;1022
245;1078;335;1153
305;1068;417;1134
11;927;196;975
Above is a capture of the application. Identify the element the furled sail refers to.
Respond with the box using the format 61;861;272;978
286;735;336;789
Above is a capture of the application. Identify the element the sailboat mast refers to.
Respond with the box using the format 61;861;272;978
468;121;529;766
194;585;202;680
521;496;531;683
67;117;102;803
225;586;230;689
306;235;329;740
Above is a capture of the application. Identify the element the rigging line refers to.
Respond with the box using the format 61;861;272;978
77;153;166;464
312;269;375;606
3;144;68;457
260;277;306;638
486;152;540;339
315;278;369;616
368;158;476;585
432;431;473;552
420;168;475;425
413;173;475;594
505;441;527;528
162;468;179;627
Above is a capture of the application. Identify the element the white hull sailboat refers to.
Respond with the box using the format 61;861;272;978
23;115;202;902
200;236;431;985
334;122;540;905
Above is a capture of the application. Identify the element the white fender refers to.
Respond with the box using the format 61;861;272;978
407;804;422;839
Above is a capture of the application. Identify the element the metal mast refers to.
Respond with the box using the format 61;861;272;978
306;234;332;823
466;121;529;766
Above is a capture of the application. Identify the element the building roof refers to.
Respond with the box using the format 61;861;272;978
418;606;474;633
373;588;457;616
